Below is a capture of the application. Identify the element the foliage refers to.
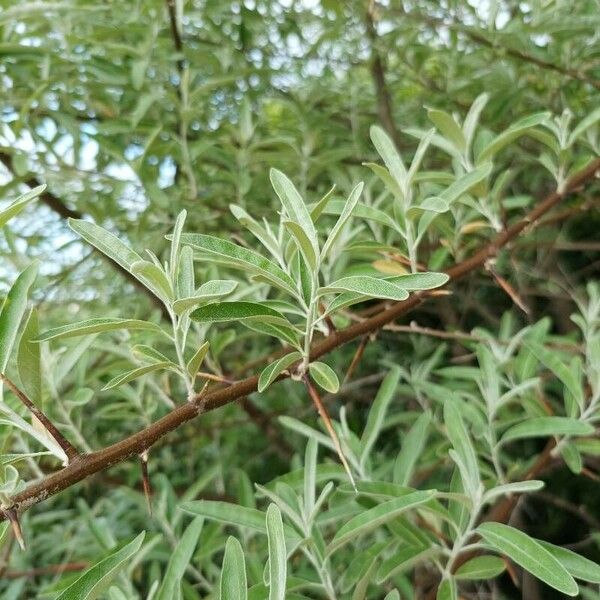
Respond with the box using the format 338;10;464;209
0;0;599;598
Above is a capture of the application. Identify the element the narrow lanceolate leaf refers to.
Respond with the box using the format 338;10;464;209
428;109;466;154
455;555;506;580
370;125;408;195
383;592;400;600
319;276;409;301
436;577;457;600
220;537;247;600
500;417;593;445
283;220;318;269
321;182;363;259
463;92;489;149
17;309;41;406
477;522;578;596
155;517;203;600
270;168;319;259
393;413;431;486
190;302;292;327
439;162;492;204
258;352;302;392
69;218;143;273
173;280;238;314
168;209;187;281
177;233;297;296
187;341;210;379
0;185;44;228
390;272;449;290
537;540;600;584
266;504;286;600
230;204;281;259
55;532;145;600
102;363;175;390
309;362;339;394
0;262;38;372
36;318;164;342
328;490;436;553
360;367;401;467
482;480;544;504
131;260;173;302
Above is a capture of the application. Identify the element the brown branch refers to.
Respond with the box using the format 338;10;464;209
1;561;88;579
1;157;599;521
0;374;80;462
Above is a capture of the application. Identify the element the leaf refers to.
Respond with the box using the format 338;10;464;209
155;517;203;600
444;400;480;497
477;112;550;163
55;532;145;600
436;577;457;600
173;280;238;314
482;480;544;504
360;367;401;467
319;276;409;301
178;233;297;296
391;272;449;290
477;522;578;596
266;504;286;600
36;318;163;342
568;106;600;146
283;220;318;269
131;345;171;364
17;309;41;406
69;218;143;275
407;128;435;184
309;362;339;393
102;363;175;390
220;537;247;600
394;413;431;485
428;109;466;154
258;352;302;392
383;592;400;600
0;262;38;373
169;209;187;281
537;540;600;583
321;182;363;259
439;162;492;204
463;93;489;150
190;302;292;327
0;185;44;228
328;490;436;552
131;260;173;302
455;555;505;580
187;341;210;379
524;341;584;408
500;417;593;444
270;169;319;259
370;125;407;196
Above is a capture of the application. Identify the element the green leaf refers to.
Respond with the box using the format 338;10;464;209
482;480;544;504
169;209;187;281
55;532;145;600
270;169;319;259
455;555;505;580
439;162;492;204
360;367;401;466
537;540;600;583
309;361;339;393
393;413;431;485
283;220;318;269
391;272;449;290
370;125;408;196
173;280;239;314
131;344;171;364
477;522;578;596
266;504;286;600
476;112;550;163
102;363;174;390
319;276;409;301
0;185;44;228
321;182;363;259
428;109;466;154
155;517;203;600
463;93;489;150
500;417;593;445
36;318;164;342
383;592;400;600
328;489;436;553
190;302;292;327
309;184;336;221
230;204;280;259
568;106;600;146
17;309;41;405
258;352;302;392
187;341;210;379
220;537;247;600
178;233;297;296
0;262;38;373
69;218;143;275
131;260;173;302
444;400;480;497
436;577;457;600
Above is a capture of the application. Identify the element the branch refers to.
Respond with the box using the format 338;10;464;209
2;156;599;520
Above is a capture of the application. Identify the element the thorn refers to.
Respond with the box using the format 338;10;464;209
139;451;152;516
343;334;371;384
303;375;357;491
2;508;25;550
